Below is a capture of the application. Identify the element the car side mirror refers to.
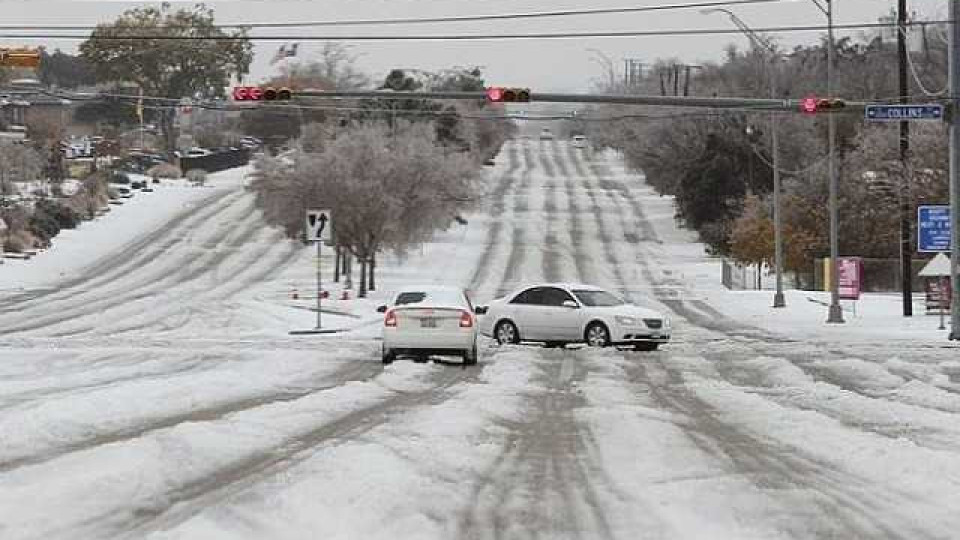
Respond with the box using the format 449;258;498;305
474;306;488;315
562;300;579;309
376;305;387;313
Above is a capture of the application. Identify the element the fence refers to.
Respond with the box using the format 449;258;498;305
813;257;930;292
721;258;762;290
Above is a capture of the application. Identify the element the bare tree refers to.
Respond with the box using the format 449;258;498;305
249;122;482;297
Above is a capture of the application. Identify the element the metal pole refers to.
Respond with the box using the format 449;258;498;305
949;0;960;339
771;58;786;308
898;0;913;317
316;240;322;330
826;0;844;323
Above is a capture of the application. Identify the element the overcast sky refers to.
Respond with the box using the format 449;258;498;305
0;0;945;92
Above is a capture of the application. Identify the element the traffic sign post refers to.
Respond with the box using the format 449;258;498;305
305;209;332;330
918;205;951;252
865;104;945;122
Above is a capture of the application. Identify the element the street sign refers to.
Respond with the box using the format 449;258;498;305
918;205;951;252
305;208;332;243
865;104;944;122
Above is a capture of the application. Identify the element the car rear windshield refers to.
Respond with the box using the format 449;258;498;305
573;290;624;307
394;290;465;307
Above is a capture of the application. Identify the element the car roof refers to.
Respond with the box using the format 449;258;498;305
394;284;465;294
509;282;605;295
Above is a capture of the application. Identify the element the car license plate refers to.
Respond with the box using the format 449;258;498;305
421;318;438;328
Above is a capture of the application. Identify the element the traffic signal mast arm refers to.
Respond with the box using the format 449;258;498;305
295;89;868;113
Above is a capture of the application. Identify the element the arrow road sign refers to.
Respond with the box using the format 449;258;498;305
865;104;944;122
305;208;332;243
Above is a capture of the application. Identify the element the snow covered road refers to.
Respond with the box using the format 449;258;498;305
1;144;959;539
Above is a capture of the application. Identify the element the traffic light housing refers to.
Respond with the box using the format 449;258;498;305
0;48;41;68
232;86;293;101
485;86;531;103
800;96;846;114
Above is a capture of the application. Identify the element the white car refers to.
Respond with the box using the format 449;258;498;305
378;285;479;365
572;135;588;149
478;283;670;351
539;128;554;140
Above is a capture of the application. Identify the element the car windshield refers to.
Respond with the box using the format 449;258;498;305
394;289;464;306
573;289;624;307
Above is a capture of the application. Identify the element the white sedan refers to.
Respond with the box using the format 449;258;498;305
478;283;670;351
378;285;479;365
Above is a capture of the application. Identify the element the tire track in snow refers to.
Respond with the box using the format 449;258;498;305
0;188;243;312
467;144;522;296
0;358;384;474
456;349;633;540
108;363;490;540
493;144;535;297
628;355;941;540
540;142;562;283
0;194;263;336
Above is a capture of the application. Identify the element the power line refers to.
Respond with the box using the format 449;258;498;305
0;19;951;42
0;0;788;31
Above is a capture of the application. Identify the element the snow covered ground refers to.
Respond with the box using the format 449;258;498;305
1;142;959;540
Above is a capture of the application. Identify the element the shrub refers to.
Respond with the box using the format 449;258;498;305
146;163;182;179
3;231;32;253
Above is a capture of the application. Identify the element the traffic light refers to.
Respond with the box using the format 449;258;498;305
485;86;531;103
232;86;293;101
0;48;41;68
800;96;846;114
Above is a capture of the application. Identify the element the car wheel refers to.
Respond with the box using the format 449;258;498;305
634;342;659;352
381;347;395;365
463;344;478;366
495;320;520;345
585;323;611;348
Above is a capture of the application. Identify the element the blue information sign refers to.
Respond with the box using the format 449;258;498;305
918;205;951;252
865;104;944;122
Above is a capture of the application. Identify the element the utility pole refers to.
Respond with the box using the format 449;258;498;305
949;0;960;339
897;0;913;317
826;0;844;323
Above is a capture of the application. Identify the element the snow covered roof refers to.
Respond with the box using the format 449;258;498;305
919;253;951;277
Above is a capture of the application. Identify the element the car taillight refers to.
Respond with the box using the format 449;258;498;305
384;310;397;327
459;310;473;328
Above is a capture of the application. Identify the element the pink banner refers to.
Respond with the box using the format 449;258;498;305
838;257;863;300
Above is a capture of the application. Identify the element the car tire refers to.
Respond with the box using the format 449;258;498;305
585;322;611;348
495;320;520;345
381;347;395;365
463;344;478;366
634;342;659;352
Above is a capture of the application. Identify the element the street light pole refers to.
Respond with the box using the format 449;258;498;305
701;7;786;308
821;0;844;323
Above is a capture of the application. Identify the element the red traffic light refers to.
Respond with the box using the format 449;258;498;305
485;86;531;103
800;95;846;114
232;86;292;101
485;87;504;102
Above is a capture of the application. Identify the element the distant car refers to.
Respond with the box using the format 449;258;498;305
483;158;496;166
478;283;671;351
539;128;554;140
378;285;479;365
572;135;588;149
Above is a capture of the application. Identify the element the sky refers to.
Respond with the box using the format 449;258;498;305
0;0;947;92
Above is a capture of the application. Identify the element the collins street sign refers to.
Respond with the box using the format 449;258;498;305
865;104;944;122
